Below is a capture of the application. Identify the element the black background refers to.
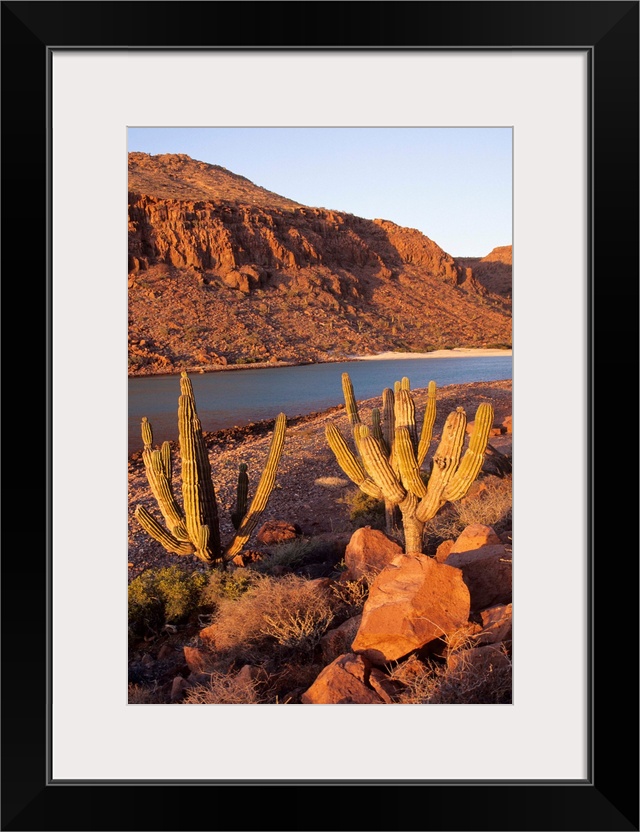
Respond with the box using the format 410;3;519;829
2;2;638;830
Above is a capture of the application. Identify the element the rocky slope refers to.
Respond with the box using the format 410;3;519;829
128;153;512;375
455;245;512;297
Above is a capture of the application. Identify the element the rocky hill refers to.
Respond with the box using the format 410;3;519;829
455;245;512;298
128;153;512;375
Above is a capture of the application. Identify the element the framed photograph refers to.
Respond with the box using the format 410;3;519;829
3;1;637;830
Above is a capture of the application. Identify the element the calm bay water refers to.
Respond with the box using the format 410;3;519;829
128;355;512;452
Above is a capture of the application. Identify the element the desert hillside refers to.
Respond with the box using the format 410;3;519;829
455;245;512;297
128;153;512;375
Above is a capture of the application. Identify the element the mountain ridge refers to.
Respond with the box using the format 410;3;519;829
128;153;512;375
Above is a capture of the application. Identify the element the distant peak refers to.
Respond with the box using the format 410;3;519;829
128;151;303;208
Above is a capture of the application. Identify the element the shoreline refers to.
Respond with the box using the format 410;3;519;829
128;348;511;379
349;348;512;361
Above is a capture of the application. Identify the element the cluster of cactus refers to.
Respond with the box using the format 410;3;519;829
134;372;286;566
326;373;494;554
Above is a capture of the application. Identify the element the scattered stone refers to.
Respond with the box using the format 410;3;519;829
319;615;362;664
450;524;501;554
199;624;217;646
435;539;455;563
257;520;302;545
369;668;404;703
187;670;211;686
476;603;513;645
306;577;334;592
445;545;512;612
502;415;512;434
157;643;174;661
183;646;208;674
170;676;190;702
344;526;403;580
236;665;268;687
301;653;384;704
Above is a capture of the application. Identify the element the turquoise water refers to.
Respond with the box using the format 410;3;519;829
128;355;512;452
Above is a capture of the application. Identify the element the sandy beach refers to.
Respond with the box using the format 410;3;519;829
350;348;512;361
129;348;512;379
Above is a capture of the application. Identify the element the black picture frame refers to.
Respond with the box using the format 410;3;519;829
2;2;638;830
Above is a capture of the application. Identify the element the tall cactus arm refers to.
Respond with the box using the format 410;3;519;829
194;524;215;564
134;506;195;556
231;463;249;530
381;388;395;452
417;381;437;467
224;412;287;561
401;377;410;391
140;414;188;540
356;426;406;504
178;372;221;559
141;448;190;541
341;373;361;426
371;408;388;454
395;427;428;499
415;408;467;523
160;441;172;483
141;416;154;449
394;388;419;452
443;403;494;502
325;424;384;500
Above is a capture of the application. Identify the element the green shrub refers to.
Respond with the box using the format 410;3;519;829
252;537;325;575
341;488;385;530
128;566;207;636
199;569;256;609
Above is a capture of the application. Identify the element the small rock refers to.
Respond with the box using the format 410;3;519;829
301;653;384;704
344;526;403;581
477;603;513;645
236;665;268;687
184;646;208;674
445;545;512;612
157;643;174;661
369;668;404;703
170;676;189;702
450;524;501;554
257;520;301;545
435;539;455;563
199;624;217;645
319;615;362;664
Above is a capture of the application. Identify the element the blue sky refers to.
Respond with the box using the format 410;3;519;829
128;127;511;257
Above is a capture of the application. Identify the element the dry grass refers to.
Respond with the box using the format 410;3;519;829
211;574;337;660
390;629;512;705
425;473;512;542
127;682;165;704
183;670;268;704
330;576;370;615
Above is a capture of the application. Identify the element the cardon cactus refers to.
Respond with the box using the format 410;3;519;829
134;372;286;566
326;372;493;554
